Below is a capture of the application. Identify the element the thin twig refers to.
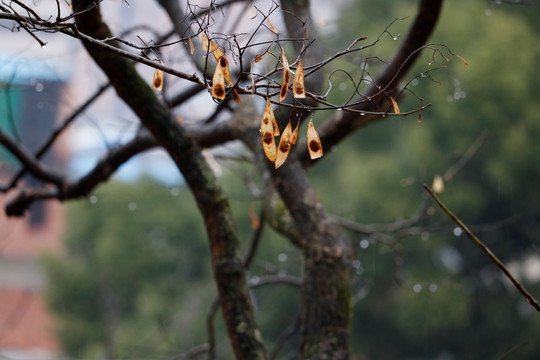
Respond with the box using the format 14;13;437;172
269;317;300;360
206;298;220;360
424;184;540;312
497;341;530;360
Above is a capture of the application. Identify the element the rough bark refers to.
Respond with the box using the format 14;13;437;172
273;161;352;359
71;1;266;359
276;1;352;358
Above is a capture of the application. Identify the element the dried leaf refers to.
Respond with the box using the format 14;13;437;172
307;118;323;160
188;37;195;54
389;96;400;114
261;101;277;162
152;69;164;90
292;61;305;98
211;63;226;100
432;174;444;193
263;98;280;136
279;49;290;103
275;120;294;169
268;18;279;34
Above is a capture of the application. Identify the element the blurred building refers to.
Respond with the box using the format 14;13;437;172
0;55;67;359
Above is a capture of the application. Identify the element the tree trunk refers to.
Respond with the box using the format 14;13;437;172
71;1;266;358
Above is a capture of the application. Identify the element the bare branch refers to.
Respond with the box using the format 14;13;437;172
424;184;540;312
0;130;64;189
5;83;111;191
297;0;444;164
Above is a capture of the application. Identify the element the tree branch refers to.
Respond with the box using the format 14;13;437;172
71;1;266;358
297;0;444;165
424;184;540;312
0;130;65;189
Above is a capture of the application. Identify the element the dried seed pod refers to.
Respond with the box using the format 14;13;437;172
432;174;445;193
232;89;241;103
188;36;195;54
201;32;209;51
152;69;164;91
279;49;290;103
261;101;277;162
211;63;226;100
219;55;233;86
263;98;280;136
209;41;224;62
250;61;256;99
292;61;305;98
389;96;400;114
307;118;323;160
268;18;279;34
290;120;299;145
275;120;294;169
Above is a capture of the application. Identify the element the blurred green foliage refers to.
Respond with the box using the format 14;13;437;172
44;0;540;359
43;178;303;359
332;0;540;359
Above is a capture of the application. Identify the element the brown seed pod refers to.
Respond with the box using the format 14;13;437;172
279;49;290;103
152;69;164;91
307;118;323;160
211;64;225;100
389;96;400;114
188;36;195;54
275;120;296;169
261;101;278;162
263;98;280;136
219;55;233;86
292;61;305;98
268;18;279;34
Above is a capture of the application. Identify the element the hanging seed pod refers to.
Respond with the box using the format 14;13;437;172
211;63;226;100
219;55;233;86
268;18;279;34
290;120;299;145
263;98;280;136
201;32;209;51
307;118;323;160
209;41;224;62
232;89;241;103
275;120;295;169
152;68;164;91
188;36;195;54
279;49;290;103
389;96;400;114
292;61;305;98
261;100;278;162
